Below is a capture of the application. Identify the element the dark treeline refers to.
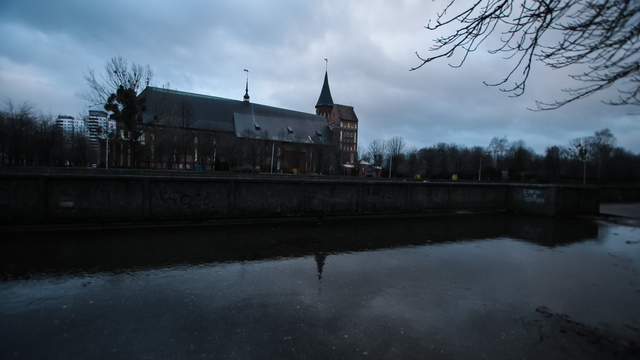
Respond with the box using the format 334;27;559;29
363;130;640;184
3;99;639;183
0;99;346;174
0;101;93;167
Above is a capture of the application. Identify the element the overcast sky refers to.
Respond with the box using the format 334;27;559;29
1;0;638;154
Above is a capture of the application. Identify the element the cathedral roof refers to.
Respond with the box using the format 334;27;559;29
139;86;332;145
315;71;334;107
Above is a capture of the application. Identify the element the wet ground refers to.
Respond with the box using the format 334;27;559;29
1;210;639;359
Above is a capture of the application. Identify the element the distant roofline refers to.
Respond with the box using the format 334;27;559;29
143;86;235;102
142;86;324;119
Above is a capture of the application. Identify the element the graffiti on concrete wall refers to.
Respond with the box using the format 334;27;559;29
522;189;545;204
155;189;212;208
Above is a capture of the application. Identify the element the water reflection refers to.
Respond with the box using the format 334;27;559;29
314;253;327;282
1;213;599;281
1;212;639;360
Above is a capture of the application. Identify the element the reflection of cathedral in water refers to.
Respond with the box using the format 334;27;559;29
0;214;601;281
315;253;327;282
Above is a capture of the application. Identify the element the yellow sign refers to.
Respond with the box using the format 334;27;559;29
452;174;458;180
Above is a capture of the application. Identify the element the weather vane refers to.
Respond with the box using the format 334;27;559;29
243;69;250;102
324;59;328;72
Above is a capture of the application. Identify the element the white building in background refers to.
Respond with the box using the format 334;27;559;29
56;111;115;139
55;111;116;166
84;110;116;166
84;110;115;139
55;115;87;137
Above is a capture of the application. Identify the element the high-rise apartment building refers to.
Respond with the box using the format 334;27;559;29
84;110;115;165
55;115;86;137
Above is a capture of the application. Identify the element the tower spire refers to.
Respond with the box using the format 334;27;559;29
243;69;250;103
316;61;334;108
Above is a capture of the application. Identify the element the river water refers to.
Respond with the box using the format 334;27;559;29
1;213;639;359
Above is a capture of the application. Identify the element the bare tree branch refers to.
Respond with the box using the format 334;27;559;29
80;56;153;108
414;0;640;109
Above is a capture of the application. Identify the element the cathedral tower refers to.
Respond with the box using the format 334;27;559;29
315;71;334;119
314;69;359;165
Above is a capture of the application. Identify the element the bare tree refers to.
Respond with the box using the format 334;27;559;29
590;128;616;179
567;135;592;181
35;114;63;167
386;136;406;177
0;100;38;166
367;139;387;166
544;145;564;180
81;57;154;168
69;129;90;167
403;147;421;177
314;143;334;174
470;146;488;180
449;144;464;175
419;147;438;178
176;99;196;169
239;129;270;171
81;56;153;108
387;136;406;156
488;136;509;168
217;133;241;171
105;87;147;167
413;0;640;109
506;140;535;179
433;143;450;178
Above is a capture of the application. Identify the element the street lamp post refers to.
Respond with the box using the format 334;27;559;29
577;143;588;185
478;152;489;181
106;135;109;169
271;142;274;174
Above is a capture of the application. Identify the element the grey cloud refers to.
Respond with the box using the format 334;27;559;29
0;0;637;154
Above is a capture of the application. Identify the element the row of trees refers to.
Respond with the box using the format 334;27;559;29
0;57;155;169
362;130;640;183
2;95;638;183
0;94;346;174
0;100;346;174
0;101;94;167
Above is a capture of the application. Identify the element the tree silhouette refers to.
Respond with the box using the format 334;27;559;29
105;86;147;167
413;0;640;109
82;56;152;108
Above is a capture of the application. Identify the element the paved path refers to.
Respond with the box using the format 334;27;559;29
600;203;640;218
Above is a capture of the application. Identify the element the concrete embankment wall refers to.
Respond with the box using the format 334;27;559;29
599;186;640;202
0;170;606;226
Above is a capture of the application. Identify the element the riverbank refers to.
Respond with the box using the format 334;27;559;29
1;168;605;229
